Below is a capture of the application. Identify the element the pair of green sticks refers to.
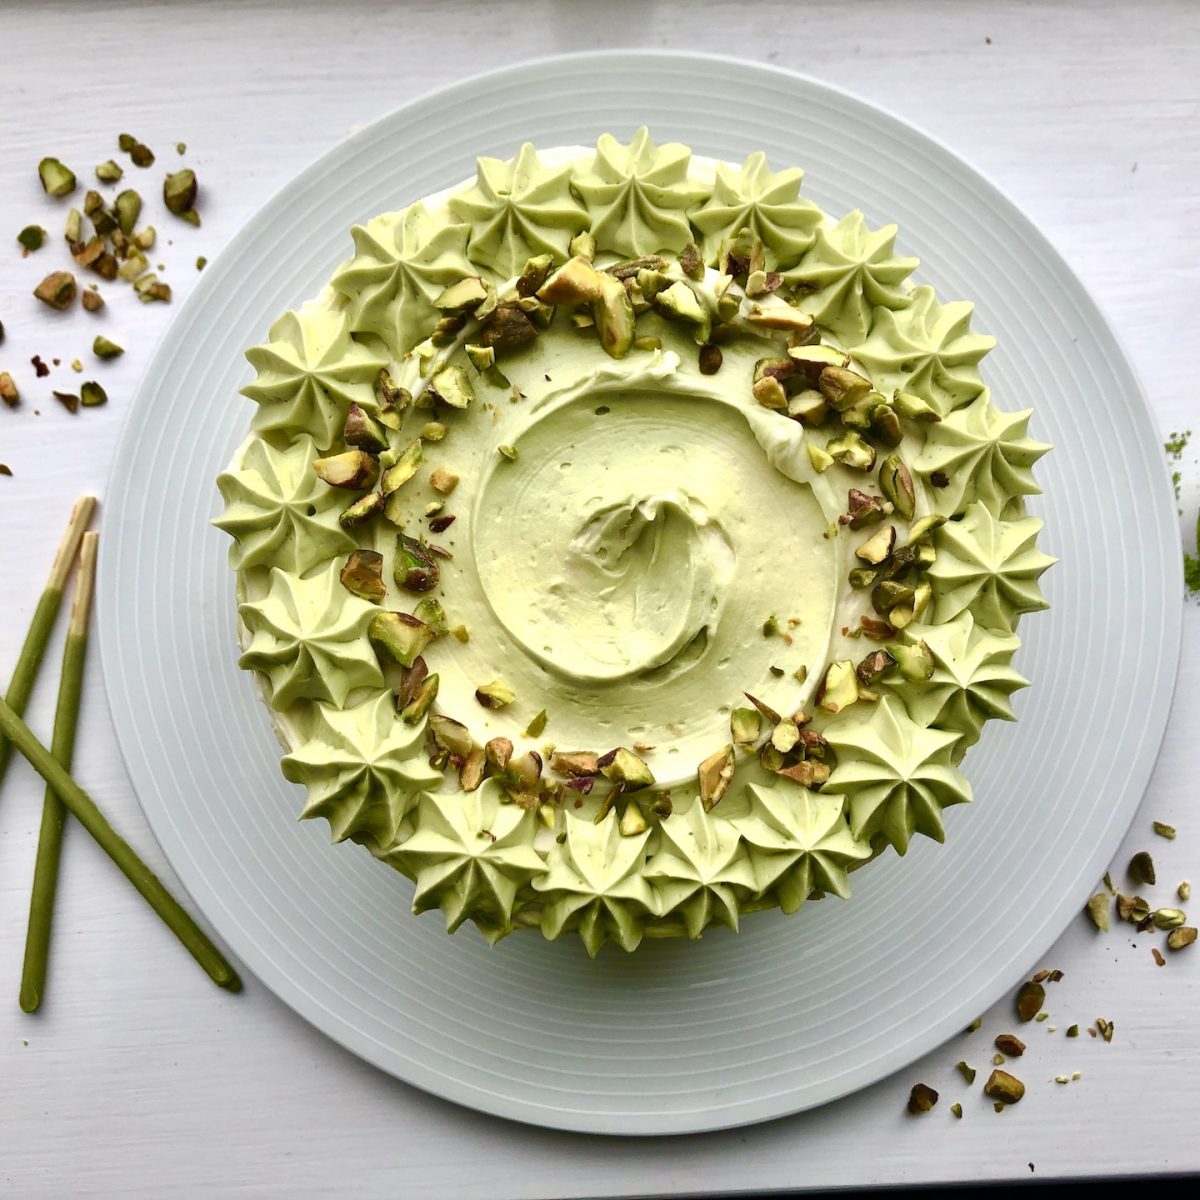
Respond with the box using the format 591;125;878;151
0;495;241;1010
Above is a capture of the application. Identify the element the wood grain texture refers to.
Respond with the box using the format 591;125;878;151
1;1;1198;1196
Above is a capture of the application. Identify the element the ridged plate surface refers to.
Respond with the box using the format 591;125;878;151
98;52;1181;1135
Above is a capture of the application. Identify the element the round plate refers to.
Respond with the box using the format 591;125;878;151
99;52;1182;1135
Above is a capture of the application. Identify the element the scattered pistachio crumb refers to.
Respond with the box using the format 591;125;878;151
993;1101;1005;1113
450;624;469;644
1072;1071;1081;1081
762;614;778;637
0;464;12;477
1152;947;1166;967
196;256;207;271
955;1061;976;1085
1179;881;1192;903
1055;1075;1069;1085
950;1102;963;1119
1047;1026;1057;1033
496;443;518;461
1066;1024;1079;1037
992;1053;1005;1065
1153;821;1177;840
524;709;548;738
1035;1011;1049;1023
964;1017;982;1034
1129;850;1156;885
176;142;187;155
70;359;82;373
906;1083;938;1114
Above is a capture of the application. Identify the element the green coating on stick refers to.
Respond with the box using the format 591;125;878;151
20;532;97;1012
0;696;242;995
0;496;96;794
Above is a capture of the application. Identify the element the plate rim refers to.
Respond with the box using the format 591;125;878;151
97;49;1184;1136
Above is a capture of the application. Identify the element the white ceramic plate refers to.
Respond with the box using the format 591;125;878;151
98;52;1181;1135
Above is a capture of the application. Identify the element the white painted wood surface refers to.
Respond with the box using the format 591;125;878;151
1;2;1198;1195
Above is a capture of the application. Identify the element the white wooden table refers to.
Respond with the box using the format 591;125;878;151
2;3;1197;1195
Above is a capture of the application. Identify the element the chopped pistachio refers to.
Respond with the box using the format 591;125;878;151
1152;947;1166;967
1117;893;1151;923
992;1053;1005;1065
906;1083;938;1114
163;169;197;219
1128;851;1156;885
95;159;123;183
428;365;475;410
730;706;761;749
806;442;834;473
856;648;896;686
79;380;107;407
18;224;47;253
697;744;736;811
339;550;386;602
984;1069;1025;1105
368;611;432;668
114;188;142;235
434;275;491;313
818;365;872;410
497;443;518;461
475;681;515;710
550;751;599;777
1152;907;1187;930
1152;821;1177;840
619;802;648;837
400;672;439;724
524;709;548;738
908;514;946;544
826;430;876;472
52;390;79;414
339;492;383;529
1179;881;1192;903
1015;980;1044;1023
450;624;469;643
950;1103;963;1119
698;344;723;375
126;139;155;167
1103;871;1115;893
1085;891;1110;931
818;660;859;714
38;157;76;197
380;439;423;496
891;641;934;682
429;466;459;495
196;256;207;271
677;240;703;279
964;1017;982;1034
1066;1024;1079;1037
894;390;941;421
569;230;597;261
92;336;124;360
752;375;788;410
599;747;655;790
394;533;439;592
312;449;378;490
1035;1011;1049;1023
878;455;916;519
994;1034;1025;1057
955;1061;976;1085
856;524;896;565
1096;1017;1114;1043
33;271;77;310
0;372;19;408
412;597;448;637
1167;926;1197;951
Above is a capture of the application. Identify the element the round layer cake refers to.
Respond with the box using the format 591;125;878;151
215;130;1052;955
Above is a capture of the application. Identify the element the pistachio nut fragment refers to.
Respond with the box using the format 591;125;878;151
890;641;934;682
428;365;475;410
730;706;761;749
95;159;123;183
523;709;548;738
743;692;782;724
955;1061;977;1085
412;597;448;637
826;430;876;472
1152;821;1177;840
339;492;383;529
1014;980;1044;1023
743;296;813;334
114;188;142;235
786;343;848;384
1116;893;1150;923
771;718;800;754
53;391;80;414
374;369;410;428
38;157;76;197
569;230;596;261
873;580;915;615
698;344;723;375
515;253;554;297
1128;851;1156;886
678;240;704;280
788;388;828;425
592;274;636;358
696;745;736;811
818;660;859;714
163;168;198;218
894;390;941;422
79;380;107;408
993;1034;1025;1057
655;281;711;344
845;488;887;529
848;567;878;590
906;1083;938;1114
381;439;423;496
619;801;649;837
806;442;834;473
133;225;157;250
434;275;492;313
1096;1017;1114;1042
484;737;514;773
776;759;830;787
752;375;788;411
855;524;896;565
400;672;439;724
312;449;378;490
1085;891;1110;931
92;336;124;360
1167;926;1197;951
1180;881;1192;903
126;139;154;167
907;513;946;544
17;225;46;253
394;533;439;592
870;404;904;447
64;208;83;244
856;648;896;686
368;611;432;668
479;304;538;351
1152;907;1187;930
818;366;872;410
549;751;600;777
598;747;655;791
458;747;486;792
342;402;387;453
984;1069;1025;1105
878;455;916;519
0;372;18;409
475;681;515;710
339;549;386;602
33;271;77;310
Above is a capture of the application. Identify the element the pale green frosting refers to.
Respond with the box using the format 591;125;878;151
214;434;355;574
571;127;707;257
281;691;440;846
913;391;1050;516
388;781;547;942
447;143;589;279
823;696;972;855
688;151;821;268
784;211;918;346
533;809;656;956
927;501;1054;629
899;612;1028;751
331;202;474;356
238;562;384;709
730;784;872;913
242;306;386;447
644;800;755;937
854;285;995;416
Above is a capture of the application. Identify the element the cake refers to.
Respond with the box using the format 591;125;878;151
215;130;1052;954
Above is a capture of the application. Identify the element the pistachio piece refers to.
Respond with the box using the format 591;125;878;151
400;672;439;724
479;304;538;351
33;271;77;310
743;692;782;724
698;344;723;375
878;455;916;519
856;524;896;565
341;403;387;453
856;648;896;685
697;744;736;811
818;366;872;411
619;801;649;837
312;449;378;490
114;188;142;236
771;719;800;754
1014;981;1044;1023
777;759;830;787
1096;1017;1114;1042
569;230;596;261
123;138;154;167
0;372;20;408
339;492;383;529
549;751;599;777
906;1083;938;1114
1152;907;1187;930
79;380;107;408
496;443;518;462
730;706;761;749
1116;893;1150;923
752;375;788;411
826;431;876;472
890;641;934;682
673;240;701;280
787;388;828;425
412;597;448;637
1128;851;1156;886
894;390;941;422
786;343;848;386
38;157;76;197
95;159;123;183
1153;821;1177;839
133;225;157;250
428;365;475;410
845;488;887;529
17;224;47;253
62;208;83;244
655;280;711;342
806;442;834;473
53;391;80;414
742;296;814;334
483;737;514;773
380;439;423;497
847;567;877;589
908;514;946;544
92;336;124;360
818;661;859;714
955;1061;977;1085
368;611;432;667
1085;891;1110;931
163;168;197;219
592;274;636;358
994;1034;1025;1057
870;404;904;447
394;533;439;592
521;709;548;739
339;550;386;602
374;369;410;428
633;335;662;352
455;746;485;792
598;747;655;791
429;466;459;495
475;681;515;710
1167;926;1197;951
434;275;492;313
984;1069;1025;1105
515;253;554;298
1180;881;1192;903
